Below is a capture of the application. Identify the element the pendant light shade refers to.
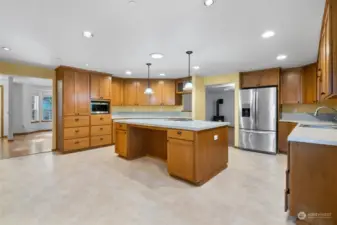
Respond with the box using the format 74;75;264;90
144;63;154;95
183;51;193;91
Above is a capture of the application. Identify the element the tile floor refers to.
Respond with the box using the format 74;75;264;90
0;146;295;225
0;131;52;159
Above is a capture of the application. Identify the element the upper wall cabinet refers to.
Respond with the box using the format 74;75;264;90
110;78;124;106
90;74;111;100
150;80;176;106
280;68;303;104
317;0;337;100
61;70;90;116
240;68;280;88
124;80;150;106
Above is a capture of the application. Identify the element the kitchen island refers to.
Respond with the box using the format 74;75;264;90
114;119;230;185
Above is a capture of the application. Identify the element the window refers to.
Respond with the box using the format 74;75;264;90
31;95;39;122
42;96;52;121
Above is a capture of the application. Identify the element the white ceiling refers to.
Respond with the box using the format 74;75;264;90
0;0;325;78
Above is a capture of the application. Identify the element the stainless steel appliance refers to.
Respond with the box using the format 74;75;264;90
239;87;277;154
91;100;110;114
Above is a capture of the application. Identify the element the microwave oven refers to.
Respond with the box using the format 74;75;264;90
91;100;110;114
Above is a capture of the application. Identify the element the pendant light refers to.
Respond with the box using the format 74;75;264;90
183;51;193;91
144;63;154;95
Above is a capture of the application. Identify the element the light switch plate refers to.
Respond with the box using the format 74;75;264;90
214;135;218;140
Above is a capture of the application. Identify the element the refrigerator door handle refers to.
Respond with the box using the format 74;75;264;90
240;129;276;134
255;89;258;130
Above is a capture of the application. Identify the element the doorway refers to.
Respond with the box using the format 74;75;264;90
205;83;235;146
0;85;3;138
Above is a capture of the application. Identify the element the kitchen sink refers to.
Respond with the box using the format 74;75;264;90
299;124;337;129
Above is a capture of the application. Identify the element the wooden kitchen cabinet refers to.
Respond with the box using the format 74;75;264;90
123;80;150;106
302;63;318;104
63;71;76;116
149;80;176;105
280;68;303;104
167;138;195;182
111;78;124;106
90;73;111;99
240;68;280;88
278;122;297;153
115;129;127;157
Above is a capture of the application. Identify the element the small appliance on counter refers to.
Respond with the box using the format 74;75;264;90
212;99;225;122
91;100;110;114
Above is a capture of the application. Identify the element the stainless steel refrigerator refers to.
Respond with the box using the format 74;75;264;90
239;87;277;154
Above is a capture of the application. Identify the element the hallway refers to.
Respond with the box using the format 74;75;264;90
0;131;52;159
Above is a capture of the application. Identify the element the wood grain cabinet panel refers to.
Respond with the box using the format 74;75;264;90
168;129;194;141
240;73;261;88
162;80;176;105
63;71;76;116
91;125;111;136
149;80;163;105
64;127;90;140
91;135;112;147
124;80;138;105
91;115;111;125
111;78;123;106
100;76;111;99
281;68;303;104
240;68;280;88
90;74;111;100
167;138;194;182
64;137;90;151
115;129;127;157
90;74;101;99
75;72;90;115
137;80;150;105
64;116;90;128
278;122;297;153
302;63;318;104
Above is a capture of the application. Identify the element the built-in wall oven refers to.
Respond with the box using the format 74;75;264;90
91;100;110;114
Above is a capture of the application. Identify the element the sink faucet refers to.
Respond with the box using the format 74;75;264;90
314;106;337;121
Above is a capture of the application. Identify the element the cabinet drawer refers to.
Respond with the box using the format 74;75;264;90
91;125;111;136
115;123;127;131
64;137;89;151
91;115;111;125
64;116;90;128
91;135;112;147
168;129;194;141
64;127;89;139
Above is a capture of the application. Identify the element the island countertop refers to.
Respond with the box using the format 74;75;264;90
115;119;230;131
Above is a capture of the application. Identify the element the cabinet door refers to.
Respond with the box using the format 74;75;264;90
63;71;76;116
167;138;194;182
278;122;297;153
74;72;90;115
281;68;302;104
111;78;123;106
137;80;150;106
259;73;279;86
115;129;127;157
162;80;176;105
100;75;111;99
90;74;101;99
149;80;163;105
240;73;261;88
302;64;317;104
124;80;138;105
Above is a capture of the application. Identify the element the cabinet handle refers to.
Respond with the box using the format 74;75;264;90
75;119;79;122
75;130;79;133
177;131;182;135
100;138;103;141
74;141;79;144
321;92;325;95
100;128;103;130
100;118;104;120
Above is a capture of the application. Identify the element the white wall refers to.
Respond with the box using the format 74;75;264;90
206;90;235;126
12;83;52;134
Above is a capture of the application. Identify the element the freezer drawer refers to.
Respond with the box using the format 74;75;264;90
239;129;276;154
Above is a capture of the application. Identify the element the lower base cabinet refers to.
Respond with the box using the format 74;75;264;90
63;138;90;151
91;135;112;147
167;138;194;182
115;129;127;157
278;122;297;153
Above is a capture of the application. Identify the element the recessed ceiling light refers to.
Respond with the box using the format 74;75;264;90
83;31;94;38
125;70;132;75
150;53;164;59
128;0;137;6
85;63;89;67
277;54;287;60
2;47;11;51
159;73;166;76
262;31;275;39
204;0;215;7
193;66;200;70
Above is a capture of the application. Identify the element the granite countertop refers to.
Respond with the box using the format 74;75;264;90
115;119;230;131
288;121;337;146
280;119;336;125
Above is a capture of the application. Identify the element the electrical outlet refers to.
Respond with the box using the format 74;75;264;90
214;135;218;140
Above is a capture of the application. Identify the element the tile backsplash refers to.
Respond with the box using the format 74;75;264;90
111;105;183;112
282;99;337;113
